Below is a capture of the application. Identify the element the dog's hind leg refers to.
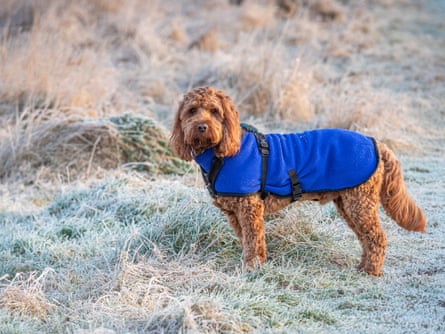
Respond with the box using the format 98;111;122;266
334;197;368;271
334;163;388;276
337;183;387;276
350;207;386;276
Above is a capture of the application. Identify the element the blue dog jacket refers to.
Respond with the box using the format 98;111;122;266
195;128;379;198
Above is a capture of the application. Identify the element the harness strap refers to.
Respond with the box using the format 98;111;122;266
200;157;224;198
288;169;303;202
253;132;269;200
200;124;271;200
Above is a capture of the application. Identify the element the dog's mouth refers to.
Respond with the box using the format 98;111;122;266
188;136;218;154
187;131;221;156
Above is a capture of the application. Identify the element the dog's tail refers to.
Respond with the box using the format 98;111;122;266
379;142;426;233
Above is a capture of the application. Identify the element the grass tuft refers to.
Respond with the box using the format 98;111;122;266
0;113;188;182
0;268;56;321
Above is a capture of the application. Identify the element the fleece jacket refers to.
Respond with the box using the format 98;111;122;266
194;128;379;197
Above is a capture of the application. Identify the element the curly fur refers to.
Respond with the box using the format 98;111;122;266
171;86;426;276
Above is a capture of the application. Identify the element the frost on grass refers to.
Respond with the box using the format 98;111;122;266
0;175;355;332
0;174;360;332
92;256;253;333
0;169;444;332
0;177;253;332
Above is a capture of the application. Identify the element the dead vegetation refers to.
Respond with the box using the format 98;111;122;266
0;268;56;320
0;111;187;182
0;0;434;183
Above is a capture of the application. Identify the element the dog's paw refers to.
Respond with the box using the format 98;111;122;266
357;263;382;277
243;256;265;272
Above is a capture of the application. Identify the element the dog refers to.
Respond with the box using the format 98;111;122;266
170;86;426;276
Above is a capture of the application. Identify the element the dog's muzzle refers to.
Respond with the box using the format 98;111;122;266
197;123;208;133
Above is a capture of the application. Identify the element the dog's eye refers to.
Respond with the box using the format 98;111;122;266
210;108;219;115
189;108;197;114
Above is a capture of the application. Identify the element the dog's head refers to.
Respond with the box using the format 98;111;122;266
170;87;241;161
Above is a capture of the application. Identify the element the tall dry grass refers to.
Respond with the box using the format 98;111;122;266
185;31;315;121
0;268;56;320
0;0;429;135
312;78;422;149
0;1;118;115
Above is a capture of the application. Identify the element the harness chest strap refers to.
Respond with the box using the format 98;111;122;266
200;157;224;198
200;125;303;201
252;129;303;201
252;131;269;200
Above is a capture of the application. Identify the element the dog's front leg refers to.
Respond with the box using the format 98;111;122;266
219;208;243;242
215;196;267;270
236;196;267;270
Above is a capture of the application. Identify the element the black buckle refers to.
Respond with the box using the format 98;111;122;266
257;136;269;155
260;190;269;200
288;169;302;202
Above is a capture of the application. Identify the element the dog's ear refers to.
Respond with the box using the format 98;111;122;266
170;99;194;161
214;90;241;157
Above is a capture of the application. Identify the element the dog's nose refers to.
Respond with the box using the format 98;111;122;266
197;123;208;133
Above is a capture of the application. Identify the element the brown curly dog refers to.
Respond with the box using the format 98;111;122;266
170;86;426;276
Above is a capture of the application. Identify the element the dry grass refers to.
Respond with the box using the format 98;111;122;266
0;268;56;320
93;254;251;333
0;111;187;181
312;79;422;150
0;4;118;113
0;0;444;332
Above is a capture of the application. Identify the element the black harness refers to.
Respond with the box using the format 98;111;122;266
200;124;303;201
